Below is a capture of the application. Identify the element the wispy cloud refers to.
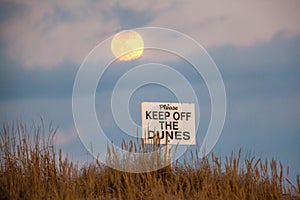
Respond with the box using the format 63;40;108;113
150;0;300;47
0;0;118;68
1;0;299;69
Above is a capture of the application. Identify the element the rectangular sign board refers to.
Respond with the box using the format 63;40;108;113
141;102;196;145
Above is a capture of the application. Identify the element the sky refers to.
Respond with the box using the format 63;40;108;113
0;0;299;180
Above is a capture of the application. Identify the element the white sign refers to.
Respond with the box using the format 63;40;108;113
141;102;196;145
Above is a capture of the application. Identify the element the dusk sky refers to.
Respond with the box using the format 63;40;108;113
0;0;299;179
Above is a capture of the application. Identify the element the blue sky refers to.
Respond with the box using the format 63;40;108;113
0;0;299;179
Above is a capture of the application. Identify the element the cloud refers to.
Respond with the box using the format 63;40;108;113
150;0;300;47
210;32;300;72
0;0;119;68
1;0;300;69
109;6;153;29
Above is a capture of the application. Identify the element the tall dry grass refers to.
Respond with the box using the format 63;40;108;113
0;122;299;199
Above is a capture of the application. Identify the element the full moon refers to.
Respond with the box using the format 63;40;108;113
111;30;144;61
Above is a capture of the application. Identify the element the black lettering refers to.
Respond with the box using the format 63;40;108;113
157;131;164;139
186;112;191;121
158;111;165;120
165;130;174;140
159;104;178;110
173;112;180;120
183;131;190;140
153;111;158;120
148;130;155;139
181;112;186;120
173;121;178;130
158;121;164;129
165;121;172;129
146;111;152;119
175;131;182;140
165;111;170;119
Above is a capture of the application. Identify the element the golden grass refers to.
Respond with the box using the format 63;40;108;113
0;122;299;200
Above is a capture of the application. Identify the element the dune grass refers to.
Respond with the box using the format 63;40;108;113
0;122;299;199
